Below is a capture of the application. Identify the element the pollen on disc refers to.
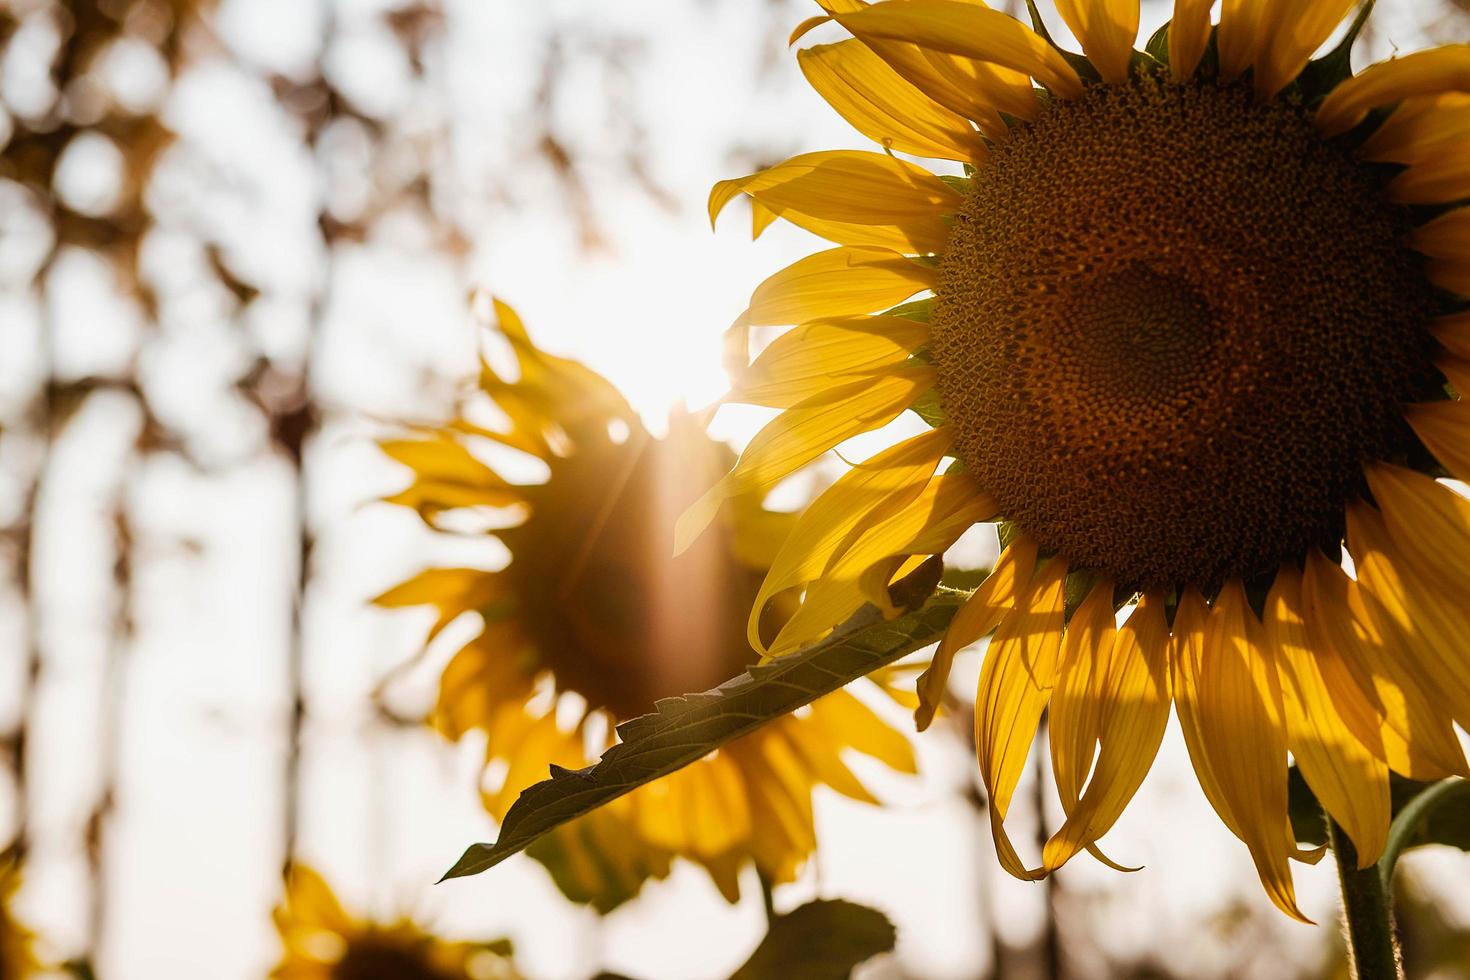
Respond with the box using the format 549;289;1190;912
931;74;1441;592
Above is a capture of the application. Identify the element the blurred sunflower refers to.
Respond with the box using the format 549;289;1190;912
375;301;916;909
270;864;518;980
0;859;40;979
680;0;1470;919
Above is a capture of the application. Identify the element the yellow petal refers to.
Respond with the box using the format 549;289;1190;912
1347;500;1470;731
1317;44;1470;137
1173;582;1309;922
1440;356;1470;399
283;864;356;935
736;246;938;328
1405;398;1470;484
1042;591;1171;872
1048;578;1118;815
734;314;931;408
1170;0;1215;82
1413;207;1470;261
1361;93;1470;164
776;720;880;804
811;689;918;774
975;557;1068;881
810;0;1041;130
749;426;952;652
379;436;523;521
1392;150;1470;205
710;151;961;253
1217;0;1270;82
434;631;533;742
372;566;504;646
1302;549;1468;780
1364;463;1470;599
1054;0;1139;84
833;0;1084;101
798;40;989;160
1267;565;1390;867
1254;0;1358;98
1433;311;1470;362
766;471;995;656
676;366;933;553
915;535;1039;731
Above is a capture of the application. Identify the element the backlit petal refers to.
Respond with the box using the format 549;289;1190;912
1317;44;1470;137
1405;398;1470;483
798;40;989;160
1302;550;1468;780
1174;582;1308;922
710;150;961;252
749;426;951;652
1043;591;1170;872
736;246;938;328
1254;0;1358;98
833;0;1084;100
767;472;995;656
1055;0;1139;83
915;536;1039;730
975;557;1068;880
1267;566;1390;866
734;314;931;408
1170;0;1215;82
676;367;933;553
1347;500;1470;730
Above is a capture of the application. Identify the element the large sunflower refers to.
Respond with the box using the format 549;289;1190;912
270;864;518;980
376;301;917;908
679;0;1470;920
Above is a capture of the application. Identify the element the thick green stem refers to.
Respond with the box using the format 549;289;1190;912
1326;816;1400;980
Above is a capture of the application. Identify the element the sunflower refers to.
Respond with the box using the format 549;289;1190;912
270;864;518;980
375;300;917;909
0;859;40;979
678;0;1470;921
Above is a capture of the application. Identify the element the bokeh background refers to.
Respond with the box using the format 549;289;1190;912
3;1;1470;977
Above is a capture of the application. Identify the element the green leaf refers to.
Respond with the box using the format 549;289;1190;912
441;591;966;881
1381;779;1470;888
1289;768;1470;857
730;900;897;980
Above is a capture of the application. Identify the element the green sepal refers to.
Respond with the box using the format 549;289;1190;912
939;174;972;196
908;388;945;428
1296;0;1376;103
1144;20;1172;65
883;298;932;322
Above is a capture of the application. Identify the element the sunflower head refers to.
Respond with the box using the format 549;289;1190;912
377;301;917;908
690;0;1470;921
270;864;517;980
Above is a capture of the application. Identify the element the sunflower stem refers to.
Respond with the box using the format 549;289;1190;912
1326;814;1401;980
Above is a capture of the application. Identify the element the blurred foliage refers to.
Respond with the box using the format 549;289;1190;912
730;900;896;980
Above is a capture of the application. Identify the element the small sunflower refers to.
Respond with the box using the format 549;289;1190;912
376;301;917;908
270;864;518;980
0;859;40;979
681;0;1470;920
